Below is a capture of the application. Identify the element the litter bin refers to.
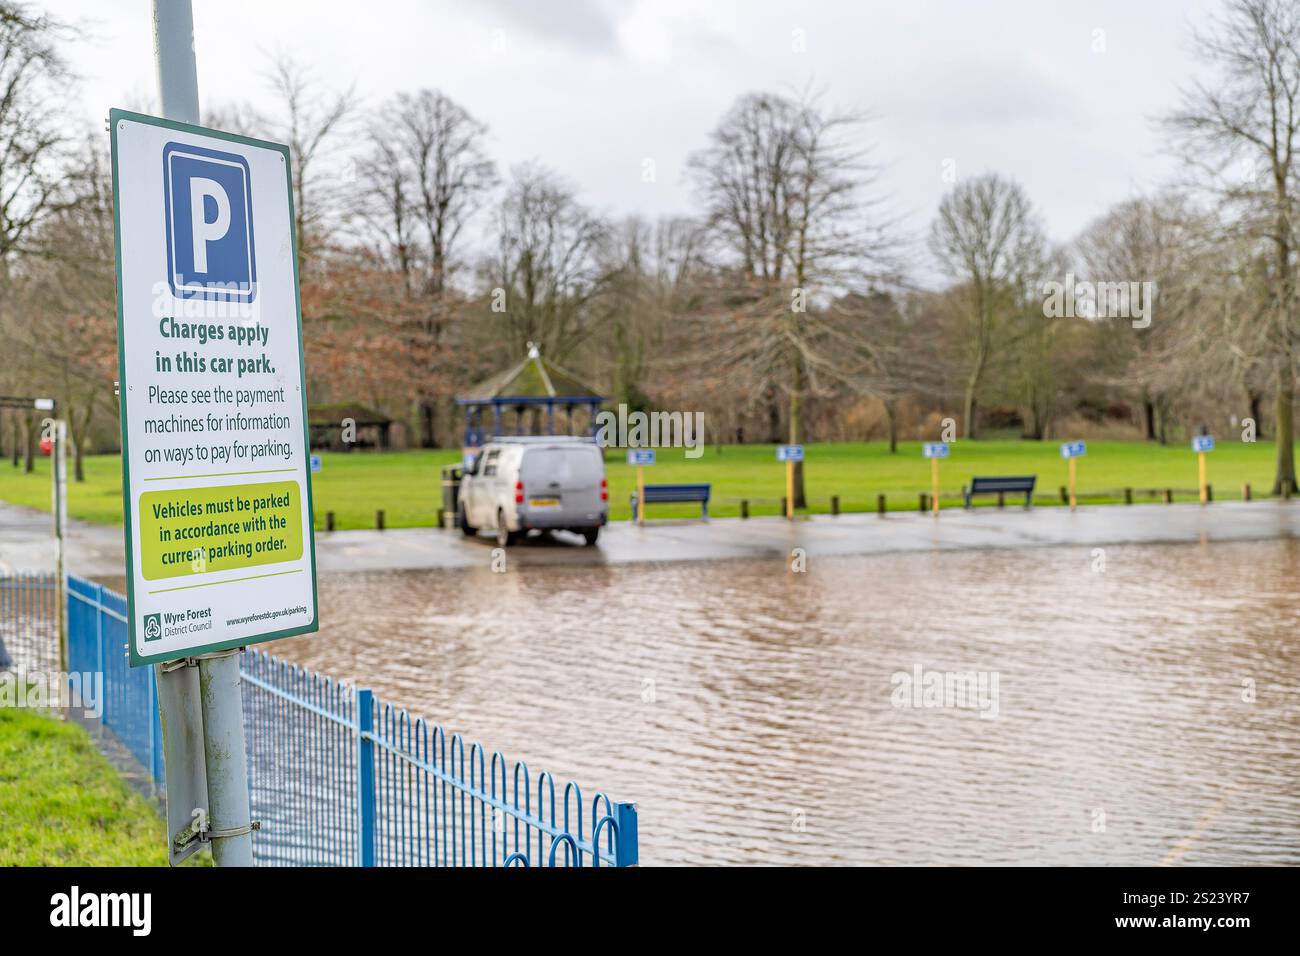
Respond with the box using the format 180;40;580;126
441;465;463;528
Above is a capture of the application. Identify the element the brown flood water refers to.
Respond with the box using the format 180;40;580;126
269;538;1300;865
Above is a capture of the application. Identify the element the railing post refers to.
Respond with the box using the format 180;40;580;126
613;802;638;867
94;583;104;683
357;688;376;867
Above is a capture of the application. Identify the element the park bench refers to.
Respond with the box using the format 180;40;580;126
631;483;711;522
963;475;1036;510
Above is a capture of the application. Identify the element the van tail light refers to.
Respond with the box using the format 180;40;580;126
600;478;608;502
515;480;524;504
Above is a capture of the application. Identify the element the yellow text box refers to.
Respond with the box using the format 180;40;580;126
139;481;303;580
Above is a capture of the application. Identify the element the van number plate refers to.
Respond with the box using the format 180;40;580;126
529;497;561;508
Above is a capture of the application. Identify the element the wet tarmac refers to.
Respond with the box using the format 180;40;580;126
6;498;1300;579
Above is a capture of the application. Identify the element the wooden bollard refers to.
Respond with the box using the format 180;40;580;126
877;493;887;516
1163;489;1172;504
997;491;1005;509
1124;488;1133;505
919;492;929;512
326;511;335;532
376;509;385;530
831;495;840;516
1243;483;1251;502
740;499;749;519
1206;484;1213;503
780;496;787;517
1059;485;1069;505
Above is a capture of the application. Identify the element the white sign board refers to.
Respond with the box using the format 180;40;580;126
777;445;804;462
1060;440;1086;459
111;109;317;666
922;442;949;459
1192;435;1215;453
627;449;656;466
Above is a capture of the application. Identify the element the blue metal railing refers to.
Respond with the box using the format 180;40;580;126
59;574;638;867
67;577;166;784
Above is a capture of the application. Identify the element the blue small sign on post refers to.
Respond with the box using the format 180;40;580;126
1192;435;1215;453
776;445;804;462
922;442;949;459
310;454;322;473
627;449;656;466
1060;440;1086;459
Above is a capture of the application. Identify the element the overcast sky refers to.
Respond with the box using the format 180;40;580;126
60;0;1220;257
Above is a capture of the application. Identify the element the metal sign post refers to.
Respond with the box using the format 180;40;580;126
1192;435;1214;504
1060;441;1086;512
628;449;655;525
922;442;948;515
53;417;67;673
777;445;803;519
115;0;318;866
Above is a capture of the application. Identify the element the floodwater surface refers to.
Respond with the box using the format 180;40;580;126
269;537;1300;865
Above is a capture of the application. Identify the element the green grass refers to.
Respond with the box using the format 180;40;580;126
0;704;190;865
0;439;1289;529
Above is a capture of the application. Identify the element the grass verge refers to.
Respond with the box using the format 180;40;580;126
0;439;1290;529
0;703;182;865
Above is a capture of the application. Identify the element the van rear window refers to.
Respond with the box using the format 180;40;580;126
521;447;600;486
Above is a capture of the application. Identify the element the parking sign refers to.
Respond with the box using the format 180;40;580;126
922;442;949;459
1192;435;1215;453
776;445;804;462
1060;441;1086;459
163;142;257;301
111;109;317;666
627;449;656;466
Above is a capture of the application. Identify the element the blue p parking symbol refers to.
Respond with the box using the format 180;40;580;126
163;142;257;301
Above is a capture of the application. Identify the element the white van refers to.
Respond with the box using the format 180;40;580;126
458;438;607;546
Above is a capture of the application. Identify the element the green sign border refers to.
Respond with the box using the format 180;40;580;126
110;107;319;667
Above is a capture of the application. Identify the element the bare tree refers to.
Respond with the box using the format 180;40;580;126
593;214;706;410
4;139;116;480
1164;0;1300;493
259;54;356;272
351;90;497;445
826;289;930;452
1076;193;1212;443
354;135;416;286
484;162;608;361
0;2;73;265
687;90;897;505
385;90;497;296
929;173;1046;439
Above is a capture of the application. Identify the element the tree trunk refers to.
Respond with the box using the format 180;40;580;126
963;385;978;440
885;399;898;453
1143;394;1156;441
22;412;35;473
419;399;437;448
1249;392;1264;439
1273;360;1296;495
